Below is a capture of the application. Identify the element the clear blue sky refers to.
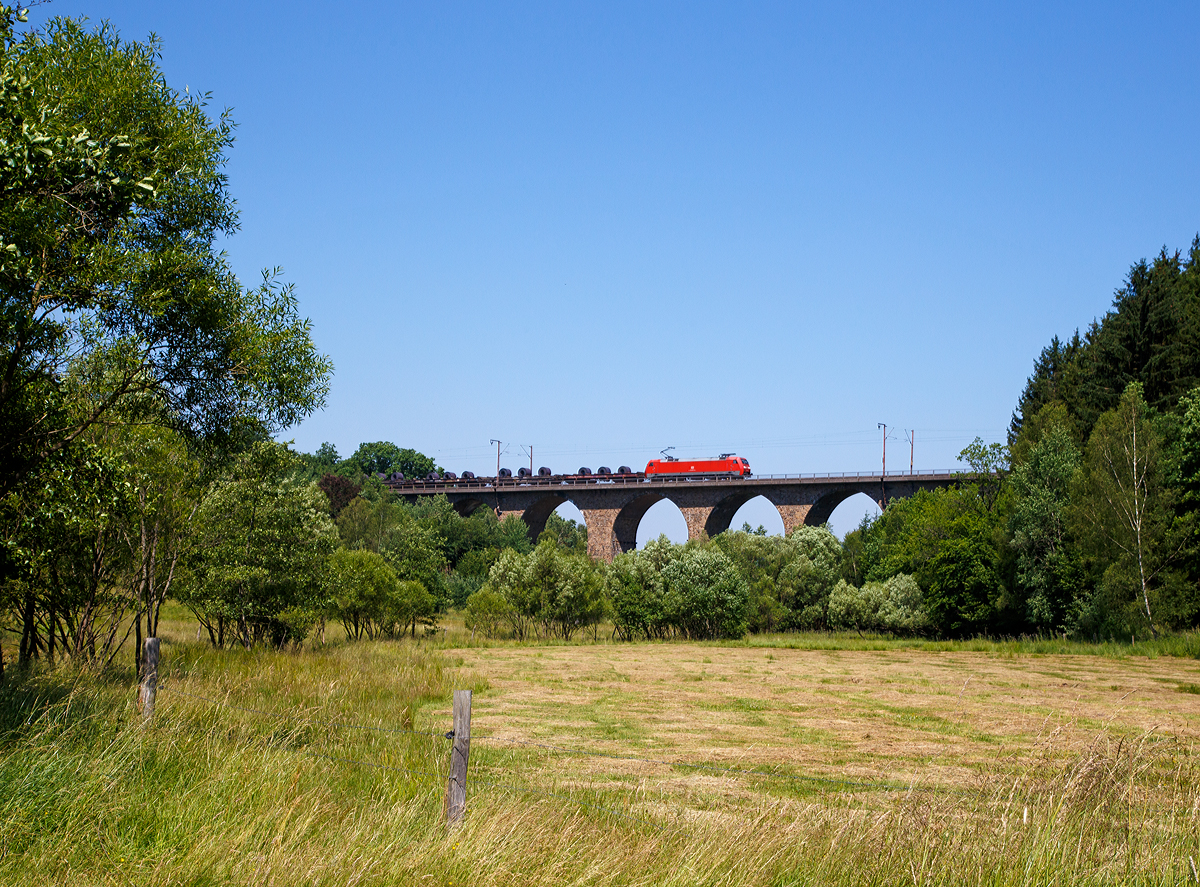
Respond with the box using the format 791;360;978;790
31;2;1200;538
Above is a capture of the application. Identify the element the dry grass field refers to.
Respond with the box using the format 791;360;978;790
450;642;1200;801
3;620;1200;886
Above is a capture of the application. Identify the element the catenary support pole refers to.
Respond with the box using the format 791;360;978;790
444;689;472;826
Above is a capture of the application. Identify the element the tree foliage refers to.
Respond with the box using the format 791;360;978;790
0;12;332;504
1012;240;1200;443
1069;383;1187;637
181;443;337;648
661;546;750;639
828;574;927;635
338;442;438;480
1007;406;1084;632
481;541;606;640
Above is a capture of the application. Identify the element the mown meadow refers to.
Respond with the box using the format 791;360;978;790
3;608;1199;886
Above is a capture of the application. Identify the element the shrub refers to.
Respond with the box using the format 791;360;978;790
385;580;437;638
327;548;400;640
827;573;929;636
605;551;671;640
464;587;514;639
662;547;750;639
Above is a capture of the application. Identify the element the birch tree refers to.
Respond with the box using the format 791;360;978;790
1071;383;1177;637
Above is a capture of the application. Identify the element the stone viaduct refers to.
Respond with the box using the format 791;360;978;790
386;472;960;561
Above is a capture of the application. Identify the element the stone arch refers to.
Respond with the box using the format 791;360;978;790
804;486;883;527
727;495;786;536
825;491;883;538
702;491;761;538
451;498;491;519
612;492;667;554
520;493;570;542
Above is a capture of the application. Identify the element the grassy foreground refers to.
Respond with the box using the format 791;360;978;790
2;627;1199;886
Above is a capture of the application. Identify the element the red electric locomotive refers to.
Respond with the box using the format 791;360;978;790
644;454;751;478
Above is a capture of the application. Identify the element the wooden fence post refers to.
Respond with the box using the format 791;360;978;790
138;637;160;720
444;689;472;826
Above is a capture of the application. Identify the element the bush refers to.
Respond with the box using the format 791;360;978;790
662;547;750;639
827;574;929;636
604;551;671;640
484;542;606;640
327;548;400;640
778;525;844;629
385;580;437;638
876;574;928;635
464;587;514;639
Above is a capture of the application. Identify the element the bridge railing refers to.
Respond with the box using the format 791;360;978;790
753;469;957;479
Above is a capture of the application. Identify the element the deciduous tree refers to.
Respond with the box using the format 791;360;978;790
1070;383;1180;637
182;442;337;648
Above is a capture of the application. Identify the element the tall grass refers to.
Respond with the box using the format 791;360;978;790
1;639;1197;886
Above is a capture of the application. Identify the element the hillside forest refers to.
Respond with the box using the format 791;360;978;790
3;13;1200;675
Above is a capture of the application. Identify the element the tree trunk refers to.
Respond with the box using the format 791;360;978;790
134;607;143;679
18;588;36;666
46;589;55;667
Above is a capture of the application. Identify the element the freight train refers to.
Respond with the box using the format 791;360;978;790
380;454;751;484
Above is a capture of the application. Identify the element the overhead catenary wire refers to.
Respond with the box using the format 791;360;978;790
427;428;1007;462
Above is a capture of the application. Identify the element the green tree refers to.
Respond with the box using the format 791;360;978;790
109;421;202;671
920;520;1000;637
711;530;790;632
1007;406;1085;632
387;580;436;638
483;547;538;640
339;442;438;480
1011;239;1200;444
1009;334;1084;444
604;549;671;640
335;495;402;553
182;442;337;648
1070;383;1183;637
4;438;133;667
777;525;844;629
380;512;448;606
661;546;750;640
463;587;514;639
710;525;842;632
826;579;877;633
840;514;872;587
527;542;605;640
957;437;1010;513
0;12;332;505
327;547;399;640
538;511;588;555
858;485;1004;638
295;442;339;482
875;574;928;635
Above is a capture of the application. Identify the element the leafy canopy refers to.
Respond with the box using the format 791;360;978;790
0;10;332;499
